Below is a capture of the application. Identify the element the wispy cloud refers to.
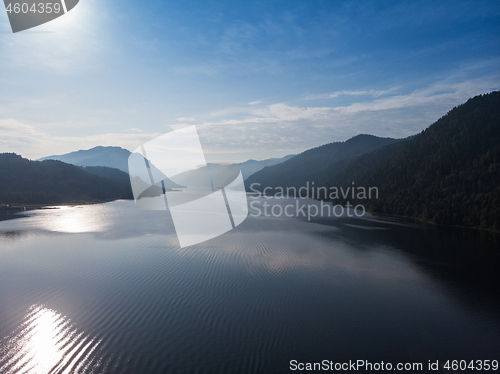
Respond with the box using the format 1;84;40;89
248;100;262;105
332;77;499;114
195;75;499;156
304;88;399;100
206;106;255;118
0;119;162;159
2;72;497;162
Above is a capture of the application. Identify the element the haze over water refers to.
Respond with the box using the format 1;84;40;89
0;198;499;373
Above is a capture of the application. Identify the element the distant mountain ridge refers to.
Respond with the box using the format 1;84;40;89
39;145;295;181
236;155;295;180
39;146;131;173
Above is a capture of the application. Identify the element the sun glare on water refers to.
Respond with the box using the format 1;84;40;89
35;205;109;233
0;305;101;374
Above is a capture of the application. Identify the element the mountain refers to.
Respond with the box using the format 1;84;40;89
236;154;295;180
0;154;134;205
329;91;500;231
245;134;400;191
38;145;286;181
248;91;500;232
40;146;184;189
39;146;131;173
82;166;132;183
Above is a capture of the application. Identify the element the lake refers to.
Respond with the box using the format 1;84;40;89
0;198;499;373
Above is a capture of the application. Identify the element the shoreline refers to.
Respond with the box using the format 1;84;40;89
351;205;500;235
0;200;128;222
0;201;103;212
268;194;500;235
252;192;500;234
0;199;130;210
1;197;499;235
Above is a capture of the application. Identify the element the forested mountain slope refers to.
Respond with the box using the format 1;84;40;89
0;154;133;205
331;91;500;231
246;134;399;190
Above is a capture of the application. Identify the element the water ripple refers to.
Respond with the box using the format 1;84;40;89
0;305;103;374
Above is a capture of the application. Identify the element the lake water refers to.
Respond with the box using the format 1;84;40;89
0;198;499;373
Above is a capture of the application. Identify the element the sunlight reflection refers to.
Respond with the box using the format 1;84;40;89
41;206;107;233
0;305;101;374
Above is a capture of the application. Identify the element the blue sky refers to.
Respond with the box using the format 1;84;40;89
0;0;499;161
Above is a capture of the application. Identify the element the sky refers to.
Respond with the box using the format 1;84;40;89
0;0;499;162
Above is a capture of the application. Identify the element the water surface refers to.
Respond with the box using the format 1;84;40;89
0;198;499;373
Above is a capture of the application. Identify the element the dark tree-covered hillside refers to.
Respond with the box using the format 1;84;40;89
246;134;400;191
0;154;133;205
245;91;500;232
331;91;500;231
82;166;131;183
